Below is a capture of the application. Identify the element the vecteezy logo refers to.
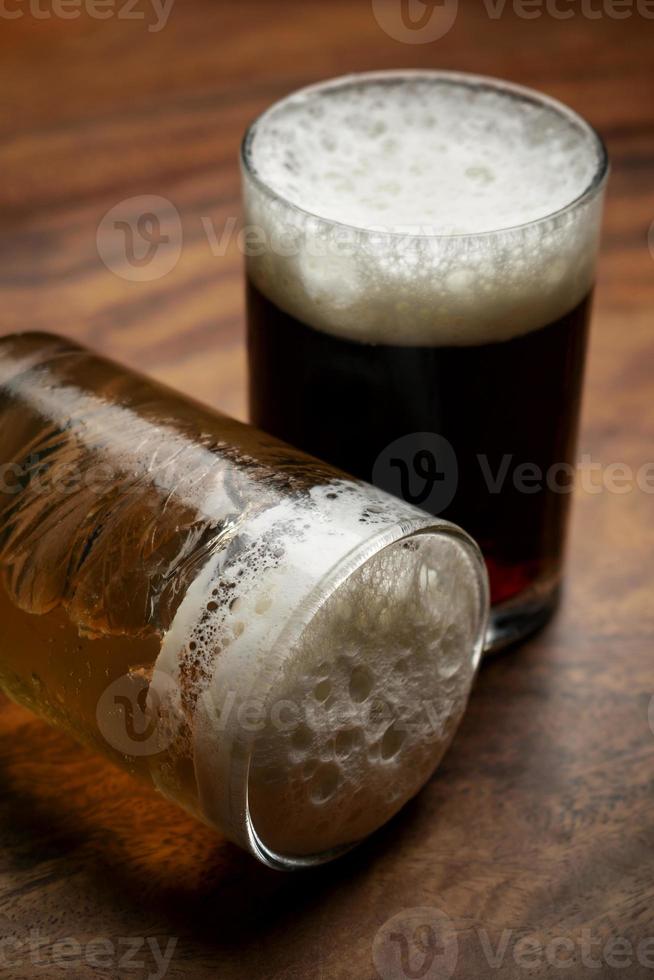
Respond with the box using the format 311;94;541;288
372;432;458;515
96;194;182;282
96;668;177;757
373;908;459;980
372;0;458;44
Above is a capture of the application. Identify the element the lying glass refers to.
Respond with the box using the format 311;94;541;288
0;332;488;869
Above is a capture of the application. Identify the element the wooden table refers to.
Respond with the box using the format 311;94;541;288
1;3;653;977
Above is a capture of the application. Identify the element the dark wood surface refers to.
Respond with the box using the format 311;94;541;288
1;3;653;978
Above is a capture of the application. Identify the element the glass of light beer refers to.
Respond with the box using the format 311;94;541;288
242;70;609;650
0;332;488;868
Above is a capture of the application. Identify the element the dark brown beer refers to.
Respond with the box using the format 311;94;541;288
241;71;608;648
248;282;592;610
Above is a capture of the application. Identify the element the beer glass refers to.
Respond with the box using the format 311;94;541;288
0;332;488;868
243;70;609;650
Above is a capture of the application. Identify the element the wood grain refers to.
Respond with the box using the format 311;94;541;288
0;2;653;978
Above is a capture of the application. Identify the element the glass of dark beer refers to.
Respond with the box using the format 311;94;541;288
242;71;608;651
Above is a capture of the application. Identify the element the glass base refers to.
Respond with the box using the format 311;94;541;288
485;577;561;654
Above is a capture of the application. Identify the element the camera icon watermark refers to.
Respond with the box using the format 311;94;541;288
372;433;654;513
96;194;182;282
372;0;459;43
374;913;654;976
373;433;459;516
647;695;654;739
373;907;458;980
372;0;654;40
96;668;178;757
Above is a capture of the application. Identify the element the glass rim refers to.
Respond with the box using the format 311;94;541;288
241;69;610;243
223;514;489;870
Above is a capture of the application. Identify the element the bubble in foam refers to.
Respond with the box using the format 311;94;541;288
243;72;607;346
249;75;598;235
151;478;486;860
245;517;483;858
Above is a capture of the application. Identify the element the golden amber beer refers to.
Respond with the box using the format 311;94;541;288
0;333;487;868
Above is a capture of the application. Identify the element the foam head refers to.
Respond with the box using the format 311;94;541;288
152;480;488;866
243;71;607;345
247;527;483;859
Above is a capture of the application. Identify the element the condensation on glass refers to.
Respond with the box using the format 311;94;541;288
0;333;488;868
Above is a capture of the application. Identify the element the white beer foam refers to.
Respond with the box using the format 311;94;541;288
245;524;483;857
243;72;606;346
152;480;486;860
